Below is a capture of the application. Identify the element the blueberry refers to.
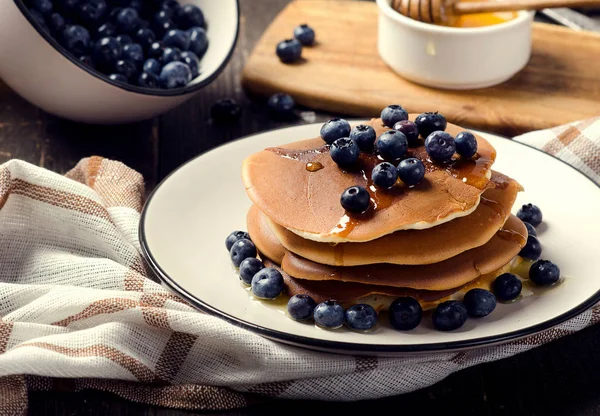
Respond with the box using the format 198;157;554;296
330;138;360;167
135;28;156;50
425;131;456;163
394;120;420;146
320;118;351;145
158;61;191;88
147;40;165;59
517;204;543;227
229;238;257;267
388;297;422;330
180;51;200;78
116;7;140;33
97;22;117;38
62;25;91;55
137;72;158;88
141;59;160;77
160;0;181;13
163;29;190;51
29;9;49;32
108;6;122;22
161;46;181;64
314;300;345;329
152;18;174;37
519;235;542;260
267;93;295;120
33;0;53;15
287;294;317;321
78;55;94;68
381;104;408;128
340;186;370;213
79;0;107;25
455;131;478;158
108;73;128;83
56;0;80;12
178;4;205;30
114;59;138;80
239;257;264;285
276;39;302;64
48;12;66;34
523;222;537;237
122;43;144;68
225;231;250;251
211;98;243;123
345;304;377;330
493;273;522;301
371;162;398;189
293;24;315;46
251;268;284;299
397;157;425;186
375;130;408;161
415;112;447;138
349;125;376;151
463;289;497;317
432;301;468;331
116;34;133;46
129;0;143;12
187;27;209;58
92;37;122;70
529;260;561;285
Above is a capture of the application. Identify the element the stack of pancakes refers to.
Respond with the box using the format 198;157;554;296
242;117;527;311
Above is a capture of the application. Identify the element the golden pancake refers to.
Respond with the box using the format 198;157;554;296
242;116;497;243
266;171;522;266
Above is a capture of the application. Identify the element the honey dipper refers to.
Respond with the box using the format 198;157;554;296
391;0;600;24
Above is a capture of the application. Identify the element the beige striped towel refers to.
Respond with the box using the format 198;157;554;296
0;118;599;414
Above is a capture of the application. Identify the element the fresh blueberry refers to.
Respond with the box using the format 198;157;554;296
92;37;121;69
225;231;250;251
161;46;181;64
455;131;478;158
251;268;284;299
276;39;302;63
293;24;315;46
493;273;522;301
432;301;468;331
129;0;143;12
425;131;456;163
180;51;200;78
122;43;144;68
287;294;317;321
345;304;377;330
349;125;376;151
523;222;537;237
187;26;209;58
389;297;422;330
519;235;542;260
108;73;128;83
314;300;345;329
463;289;497;317
529;260;561;285
320;118;351;145
160;0;181;13
152;18;174;38
107;6;122;22
371;162;398;189
375;130;408;161
155;9;174;22
147;40;165;59
116;34;133;46
78;55;95;68
33;0;53;15
163;29;190;51
79;0;107;25
397;158;425;186
159;61;191;88
142;58;161;76
178;4;205;29
116;7;140;33
340;186;370;213
97;22;117;38
62;25;91;55
137;72;159;88
517;204;543;227
381;104;408;128
114;59;138;80
415;112;447;138
393;120;420;146
211;98;243;123
267;93;295;120
239;257;264;285
29;9;49;32
229;238;257;267
135;28;156;50
48;12;66;34
330;138;360;167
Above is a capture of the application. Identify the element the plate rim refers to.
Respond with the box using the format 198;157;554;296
139;123;600;353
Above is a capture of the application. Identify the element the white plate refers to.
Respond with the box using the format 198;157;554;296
140;123;600;355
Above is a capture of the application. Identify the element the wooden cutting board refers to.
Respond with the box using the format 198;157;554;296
242;0;600;136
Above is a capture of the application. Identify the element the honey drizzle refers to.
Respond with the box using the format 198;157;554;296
305;161;324;172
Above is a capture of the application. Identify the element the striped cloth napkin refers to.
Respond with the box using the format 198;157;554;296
0;118;598;414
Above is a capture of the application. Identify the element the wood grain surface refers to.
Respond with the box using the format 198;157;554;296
242;0;600;136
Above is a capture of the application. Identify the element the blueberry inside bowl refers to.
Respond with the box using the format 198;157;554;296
0;0;239;123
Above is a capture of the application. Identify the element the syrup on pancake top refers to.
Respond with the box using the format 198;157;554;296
242;112;496;243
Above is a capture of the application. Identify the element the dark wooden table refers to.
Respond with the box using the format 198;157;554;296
2;0;599;414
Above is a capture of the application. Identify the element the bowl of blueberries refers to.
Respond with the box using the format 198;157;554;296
0;0;239;124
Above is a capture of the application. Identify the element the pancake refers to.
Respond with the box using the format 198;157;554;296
265;171;522;266
242;116;497;243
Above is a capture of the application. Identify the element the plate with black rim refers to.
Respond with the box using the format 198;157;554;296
140;122;600;355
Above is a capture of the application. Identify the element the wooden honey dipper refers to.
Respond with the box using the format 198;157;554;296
391;0;600;24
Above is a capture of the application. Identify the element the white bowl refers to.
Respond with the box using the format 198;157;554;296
376;0;533;90
0;0;239;124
